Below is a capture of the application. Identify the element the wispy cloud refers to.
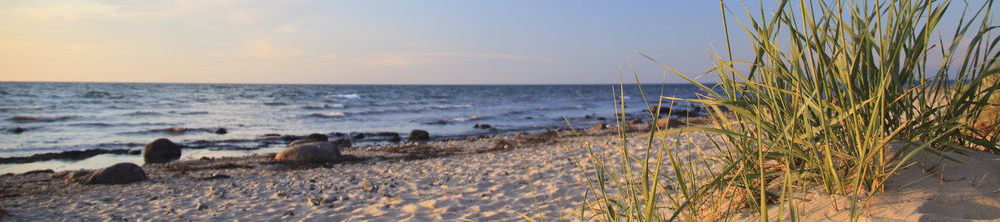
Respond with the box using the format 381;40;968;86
363;52;554;67
241;40;301;59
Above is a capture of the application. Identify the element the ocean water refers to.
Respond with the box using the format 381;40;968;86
0;82;700;173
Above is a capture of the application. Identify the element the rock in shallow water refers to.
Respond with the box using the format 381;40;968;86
275;141;343;163
80;163;147;185
143;138;182;164
215;128;227;134
408;129;430;142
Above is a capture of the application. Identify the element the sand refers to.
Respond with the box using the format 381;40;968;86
1;128;998;221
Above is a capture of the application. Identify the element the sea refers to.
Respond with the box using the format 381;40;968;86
0;82;701;173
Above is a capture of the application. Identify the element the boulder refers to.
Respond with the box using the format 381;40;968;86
281;135;302;142
143;138;181;164
81;163;147;185
408;129;430;142
215;128;228;134
474;124;493;129
288;138;319;147
332;138;352;148
274;142;344;163
306;133;328;142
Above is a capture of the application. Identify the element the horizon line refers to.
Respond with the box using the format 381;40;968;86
0;80;714;86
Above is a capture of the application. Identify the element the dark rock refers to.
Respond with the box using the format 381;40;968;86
330;132;347;138
275;142;344;163
587;123;608;132
281;135;302;142
81;163;147;185
143;138;182;164
474;124;493;129
597;117;607;121
407;130;430;142
128;149;142;155
0;148;132;164
63;170;91;183
332;139;352;148
10;127;25;134
349;132;365;140
288;138;320;147
21;169;54;175
306;133;328;142
215;128;228;134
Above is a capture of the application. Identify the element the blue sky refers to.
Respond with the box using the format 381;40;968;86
0;1;989;84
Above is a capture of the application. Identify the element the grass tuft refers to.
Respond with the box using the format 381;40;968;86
583;0;1000;221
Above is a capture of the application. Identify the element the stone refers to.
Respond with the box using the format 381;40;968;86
407;130;430;142
332;138;352;148
215;128;228;134
588;123;607;132
474;124;493;129
143;138;182;164
306;133;328;142
81;163;147;185
274;142;344;163
10;127;25;134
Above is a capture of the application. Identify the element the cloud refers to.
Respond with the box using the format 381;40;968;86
241;40;301;59
363;52;553;67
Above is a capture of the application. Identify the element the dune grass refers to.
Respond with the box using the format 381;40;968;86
583;0;1000;221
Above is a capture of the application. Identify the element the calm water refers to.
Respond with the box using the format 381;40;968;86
0;82;700;173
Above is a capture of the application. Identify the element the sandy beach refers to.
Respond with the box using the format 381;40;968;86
2;125;996;221
1;128;627;221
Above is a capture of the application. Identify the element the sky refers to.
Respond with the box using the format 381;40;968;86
0;1;989;84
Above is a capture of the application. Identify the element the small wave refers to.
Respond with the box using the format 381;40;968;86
124;111;163;116
179;111;210;115
124;127;215;135
0;106;44;113
301;104;345;110
69;122;114;127
307;112;346;118
83;90;111;98
7;115;78;123
329;94;361;99
263;102;288;106
431;104;472;110
421;115;489;125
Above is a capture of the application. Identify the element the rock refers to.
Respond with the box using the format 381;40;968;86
288;138;319;147
128;149;142;155
350;132;365;140
63;170;91;183
474;124;493;129
215;128;228;134
307;133;328;142
81;163;147;185
332;138;352;148
281;135;302;142
0;149;134;164
629;119;644;125
274;142;344;163
10;127;25;134
655;118;687;128
21;169;54;176
408;130;430;142
143;138;182;164
587;123;608;132
330;132;347;138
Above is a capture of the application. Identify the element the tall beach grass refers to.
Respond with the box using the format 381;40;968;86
583;0;1000;221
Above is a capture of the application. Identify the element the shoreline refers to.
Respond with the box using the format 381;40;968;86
0;125;644;221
